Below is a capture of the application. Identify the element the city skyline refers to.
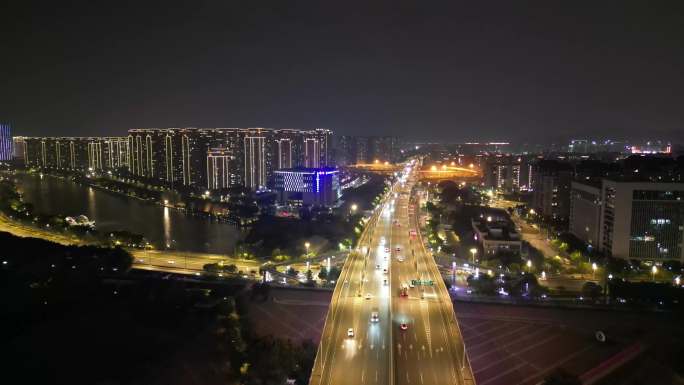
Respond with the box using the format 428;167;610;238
2;3;684;385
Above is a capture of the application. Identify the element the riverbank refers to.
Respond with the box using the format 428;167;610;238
6;171;244;253
0;211;259;274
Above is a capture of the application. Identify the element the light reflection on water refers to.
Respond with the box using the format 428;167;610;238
13;172;243;254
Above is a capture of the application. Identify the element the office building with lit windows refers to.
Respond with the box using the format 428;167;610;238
274;167;340;207
599;179;684;262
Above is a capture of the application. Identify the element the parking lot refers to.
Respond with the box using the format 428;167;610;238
248;287;332;343
455;302;626;385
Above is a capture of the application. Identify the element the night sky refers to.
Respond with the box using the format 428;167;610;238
2;1;683;142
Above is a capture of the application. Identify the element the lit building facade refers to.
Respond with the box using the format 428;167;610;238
19;127;333;191
20;136;129;172
600;180;684;262
206;147;233;190
244;134;266;190
532;160;574;222
274;167;341;207
0;123;12;161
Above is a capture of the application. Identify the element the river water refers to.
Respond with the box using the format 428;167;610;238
12;173;242;254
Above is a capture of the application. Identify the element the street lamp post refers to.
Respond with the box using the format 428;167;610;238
652;265;658;281
469;248;477;265
592;262;597;279
305;241;310;257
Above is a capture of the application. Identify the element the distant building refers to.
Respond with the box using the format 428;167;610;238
454;142;511;155
12;136;27;165
244;134;267;189
126;128;331;190
532;160;574;223
568;139;672;155
18;127;333;191
336;135;400;165
482;155;535;192
274;167;341;207
0;123;11;161
20;136;128;172
569;181;602;247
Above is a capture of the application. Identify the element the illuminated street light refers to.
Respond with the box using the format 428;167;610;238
305;242;310;256
526;259;532;271
652;265;658;281
675;276;681;286
592;262;597;279
469;248;477;264
350;203;358;213
431;165;437;171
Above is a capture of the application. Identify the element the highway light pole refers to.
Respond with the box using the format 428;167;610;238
469;248;477;265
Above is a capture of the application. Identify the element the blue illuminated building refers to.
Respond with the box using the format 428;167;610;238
274;167;341;207
0;123;11;161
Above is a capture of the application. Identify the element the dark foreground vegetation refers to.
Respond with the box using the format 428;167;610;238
0;232;316;385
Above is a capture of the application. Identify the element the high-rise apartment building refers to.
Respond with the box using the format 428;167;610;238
0;123;12;161
569;181;602;247
206;147;233;190
336;135;400;165
244;134;266;190
532;160;574;222
21;136;129;172
12;136;27;165
19;127;332;191
483;155;536;192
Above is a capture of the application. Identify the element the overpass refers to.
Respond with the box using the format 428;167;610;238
310;161;475;385
346;162;403;175
419;164;481;182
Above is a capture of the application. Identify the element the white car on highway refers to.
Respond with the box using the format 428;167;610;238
370;311;379;322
